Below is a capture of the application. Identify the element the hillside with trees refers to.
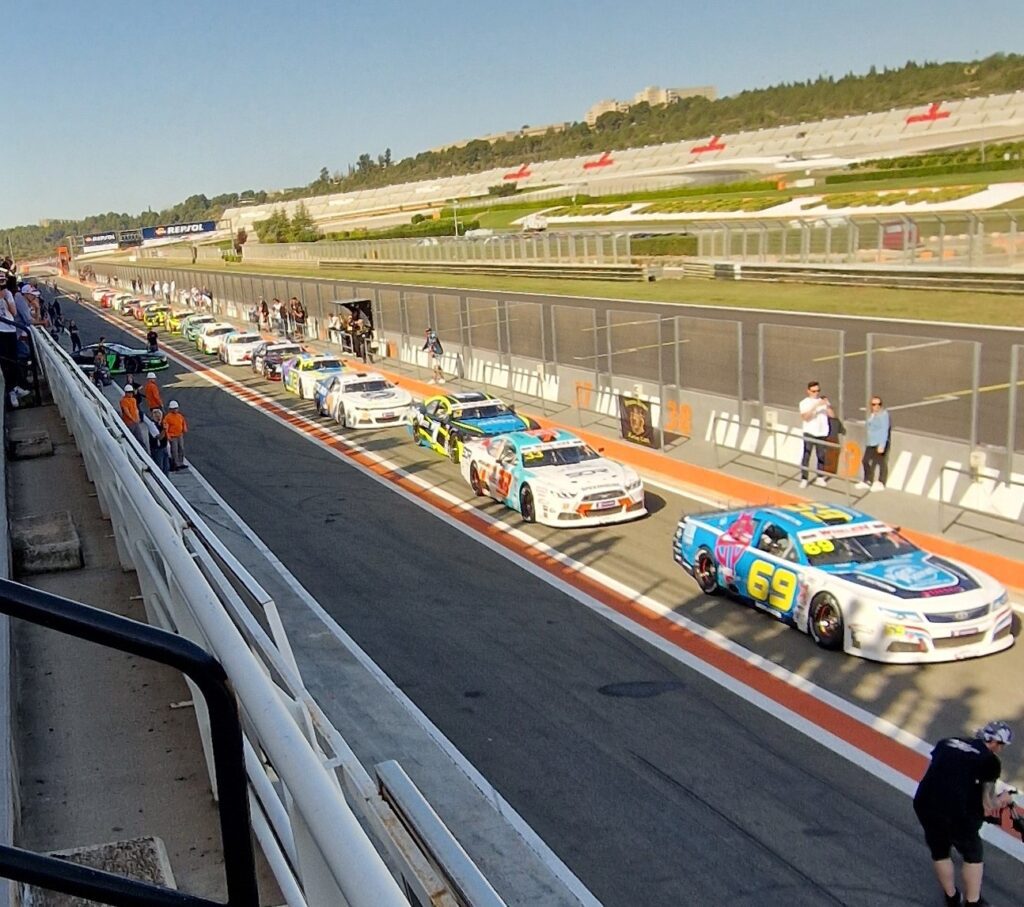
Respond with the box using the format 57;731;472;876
4;53;1023;258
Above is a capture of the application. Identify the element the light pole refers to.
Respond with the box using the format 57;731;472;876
451;199;460;237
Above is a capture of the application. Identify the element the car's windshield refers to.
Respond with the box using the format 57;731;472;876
209;327;233;335
454;402;509;420
347;380;391;393
802;530;919;566
521;443;600;467
313;359;342;370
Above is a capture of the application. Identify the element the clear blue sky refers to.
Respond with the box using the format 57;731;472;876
5;0;1022;229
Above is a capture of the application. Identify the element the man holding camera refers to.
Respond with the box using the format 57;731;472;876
798;380;833;488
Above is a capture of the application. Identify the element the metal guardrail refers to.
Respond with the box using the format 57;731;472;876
32;328;413;907
937;464;1024;530
711;413;860;503
317;258;648;281
0;579;258;907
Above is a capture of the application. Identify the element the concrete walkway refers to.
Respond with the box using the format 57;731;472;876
6;400;279;904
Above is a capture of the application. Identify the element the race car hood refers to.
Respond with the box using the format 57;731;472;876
827;554;981;600
345;388;412;408
529;460;634;490
457;413;528;435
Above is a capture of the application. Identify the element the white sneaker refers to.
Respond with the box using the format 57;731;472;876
798;479;809;489
439;378;446;385
13;386;31;397
813;476;828;487
8;391;18;408
854;481;869;491
871;481;885;491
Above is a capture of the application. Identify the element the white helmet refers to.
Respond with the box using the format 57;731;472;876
978;720;1013;745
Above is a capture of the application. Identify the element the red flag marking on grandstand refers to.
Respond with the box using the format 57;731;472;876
691;135;727;154
906;102;950;124
582;151;615;170
504;163;532;180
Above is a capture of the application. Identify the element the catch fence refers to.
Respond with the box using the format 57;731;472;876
88;264;1022;461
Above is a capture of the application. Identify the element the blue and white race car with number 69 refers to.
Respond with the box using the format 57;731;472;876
672;502;1013;664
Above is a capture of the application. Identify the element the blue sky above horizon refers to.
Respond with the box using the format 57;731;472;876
4;0;1023;229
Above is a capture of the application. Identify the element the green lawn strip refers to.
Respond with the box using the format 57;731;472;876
113;256;1024;326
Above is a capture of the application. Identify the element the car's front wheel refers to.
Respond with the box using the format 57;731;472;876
693;547;720;595
448;434;461;464
809;592;845;650
520;485;536;523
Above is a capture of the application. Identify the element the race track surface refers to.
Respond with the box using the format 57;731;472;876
60;295;1024;906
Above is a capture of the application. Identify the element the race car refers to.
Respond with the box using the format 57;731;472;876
167;311;191;333
218;331;265;366
251;340;304;377
72;342;169;376
671;501;1014;664
409;390;537;463
182;314;217;343
91;287;113;303
143;305;172;328
460;428;647;527
195;322;236;355
314;371;412;428
98;291;117;308
281;353;347;399
110;294;136;313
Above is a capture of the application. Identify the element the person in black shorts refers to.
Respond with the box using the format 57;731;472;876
913;720;1013;907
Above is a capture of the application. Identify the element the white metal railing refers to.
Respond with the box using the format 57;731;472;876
32;328;494;907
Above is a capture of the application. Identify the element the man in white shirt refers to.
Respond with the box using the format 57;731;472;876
798;380;833;488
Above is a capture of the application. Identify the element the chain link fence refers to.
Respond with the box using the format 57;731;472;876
691;211;1024;268
89;263;1019;458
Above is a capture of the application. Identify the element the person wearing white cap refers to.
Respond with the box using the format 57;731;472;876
143;371;162;412
118;384;148;448
164;400;188;470
913;720;1014;907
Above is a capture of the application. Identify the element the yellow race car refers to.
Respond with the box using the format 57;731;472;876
166;311;191;333
143;306;172;328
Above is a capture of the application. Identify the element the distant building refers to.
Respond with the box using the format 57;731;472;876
428;122;571;154
38;218;55;228
585;85;717;126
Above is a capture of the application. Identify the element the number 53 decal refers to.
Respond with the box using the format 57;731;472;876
746;560;799;612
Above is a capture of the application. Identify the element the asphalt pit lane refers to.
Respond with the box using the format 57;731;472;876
598;680;686;698
463;690;484;699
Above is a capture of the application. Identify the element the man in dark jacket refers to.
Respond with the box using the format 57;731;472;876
913;721;1014;907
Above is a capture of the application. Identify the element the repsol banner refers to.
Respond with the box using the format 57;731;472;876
141;220;216;240
82;231;118;247
617;394;658;448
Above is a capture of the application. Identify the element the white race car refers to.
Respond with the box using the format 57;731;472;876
195;322;236;355
671;502;1015;663
314;371;412;428
459;428;647;527
218;331;265;366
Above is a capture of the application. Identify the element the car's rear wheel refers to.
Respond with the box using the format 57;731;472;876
693;547;720;595
520;486;536;523
470;465;484;497
809;592;845;650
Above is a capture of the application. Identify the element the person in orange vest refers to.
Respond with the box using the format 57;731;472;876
143;372;162;412
119;384;148;448
165;400;189;471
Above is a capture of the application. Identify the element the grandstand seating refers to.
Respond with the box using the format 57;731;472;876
222;91;1024;233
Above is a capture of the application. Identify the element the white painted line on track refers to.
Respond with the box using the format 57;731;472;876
84;302;1024;860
